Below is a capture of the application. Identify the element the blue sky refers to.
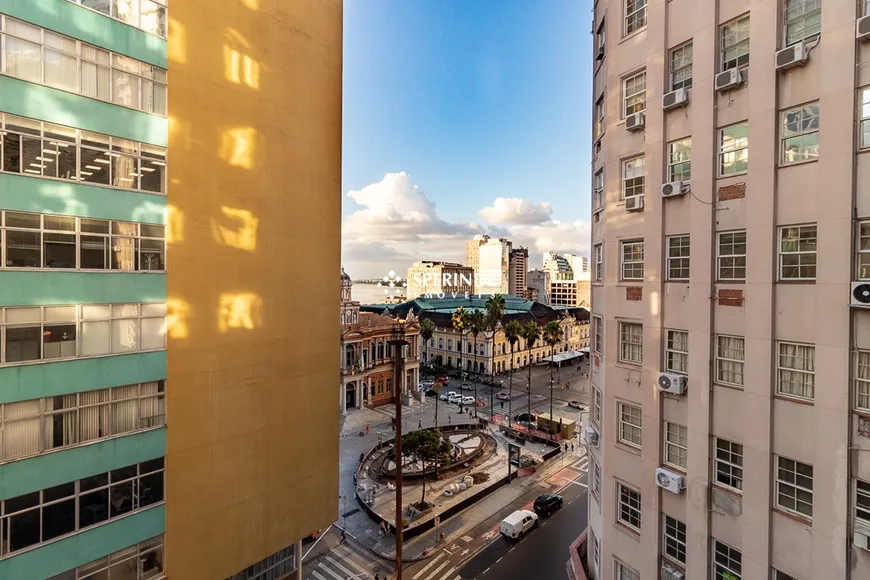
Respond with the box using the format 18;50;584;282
342;0;592;278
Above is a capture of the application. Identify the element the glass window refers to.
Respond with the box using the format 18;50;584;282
594;244;603;281
669;42;692;90
858;222;870;279
717;231;747;281
717;336;745;386
666;235;690;281
664;423;687;469
713;540;742;580
665;330;688;374
662;515;687;564
595;98;605;140
620;240;644;280
715;438;744;491
719;122;749;176
624;0;647;34
776;456;814;518
721;15;750;71
617;562;640;580
781;103;819;164
784;0;821;46
619;322;643;365
592;385;602;424
667;138;691;183
617;402;642;447
860;88;870;150
777;342;815;399
593;170;604;209
621;156;644;199
591;457;601;498
617;483;642;530
779;224;817;280
856;351;870;412
622;71;646;117
593;316;603;355
857;479;870;524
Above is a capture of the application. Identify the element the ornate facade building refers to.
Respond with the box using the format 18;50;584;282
340;269;420;411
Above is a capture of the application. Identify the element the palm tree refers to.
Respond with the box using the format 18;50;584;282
484;294;506;417
521;321;541;422
468;309;486;418
504;320;522;428
451;307;469;412
543;320;564;431
420;318;435;379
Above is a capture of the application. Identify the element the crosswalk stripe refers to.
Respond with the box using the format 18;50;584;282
337;546;376;573
435;566;456;580
324;554;360;578
412;553;446;579
422;559;452;580
331;547;368;575
310;569;334;580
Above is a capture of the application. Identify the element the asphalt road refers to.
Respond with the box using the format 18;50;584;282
456;477;588;580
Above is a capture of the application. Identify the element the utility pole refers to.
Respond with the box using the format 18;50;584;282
389;323;409;580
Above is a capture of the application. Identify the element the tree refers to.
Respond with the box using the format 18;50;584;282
451;307;469;411
521;321;541;423
543;320;564;430
484;294;506;417
420;318;435;378
504;320;522;428
402;429;450;505
468;309;486;418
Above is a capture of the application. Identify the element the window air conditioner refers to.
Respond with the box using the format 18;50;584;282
851;281;870;308
657;372;687;395
662;88;688;111
661;182;685;198
775;41;808;72
625;195;644;212
714;68;743;93
583;425;600;448
625;112;645;132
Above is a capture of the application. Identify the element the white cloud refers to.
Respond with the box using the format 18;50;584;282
478;197;552;225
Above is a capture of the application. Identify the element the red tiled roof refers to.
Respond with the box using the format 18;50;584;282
358;312;399;330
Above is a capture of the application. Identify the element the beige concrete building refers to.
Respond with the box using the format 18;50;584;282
588;1;870;579
550;279;591;308
466;234;512;294
406;260;475;300
509;247;530;297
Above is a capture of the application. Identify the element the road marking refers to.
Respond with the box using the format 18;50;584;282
315;564;344;580
332;547;368;574
422;559;452;580
496;557;503;564
323;556;358;579
311;570;330;580
435;567;456;580
412;553;445;579
571;480;588;488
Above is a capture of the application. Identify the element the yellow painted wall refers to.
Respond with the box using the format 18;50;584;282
165;1;342;578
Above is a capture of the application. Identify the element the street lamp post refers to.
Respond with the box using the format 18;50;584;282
388;323;410;580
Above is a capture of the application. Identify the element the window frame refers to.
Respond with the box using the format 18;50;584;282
620;240;644;281
857;221;870;279
617;401;642;448
593;316;603;354
856;479;870;524
591;455;601;500
780;102;820;165
595;97;606;140
666;235;690;282
778;224;817;281
715;438;744;492
713;539;743;580
592;385;602;425
50;534;167;580
663;422;687;470
716;335;745;386
594;244;603;282
620;155;645;200
64;0;168;39
662;514;687;565
776;341;815;400
664;329;688;374
593;170;604;210
718;122;749;177
669;42;693;91
621;71;646;118
720;14;750;72
667;138;692;183
616;561;640;580
616;482;642;532
774;455;814;519
856;350;870;412
783;0;821;47
860;88;870;151
618;322;643;365
717;230;747;281
623;0;647;35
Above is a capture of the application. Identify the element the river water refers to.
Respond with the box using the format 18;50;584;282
352;283;407;305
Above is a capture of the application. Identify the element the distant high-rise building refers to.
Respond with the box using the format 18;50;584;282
509;247;529;297
466;234;511;294
406;261;475;300
543;251;575;281
527;269;550;305
542;252;591;306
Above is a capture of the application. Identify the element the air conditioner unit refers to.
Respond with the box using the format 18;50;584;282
714;68;743;93
583;425;600;448
658;372;687;395
625;195;644;212
855;521;870;551
662;88;688;111
858;16;870;42
851;281;870;308
775;41;808;71
661;563;686;580
661;182;685;198
655;467;685;494
625;112;645;132
595;45;606;60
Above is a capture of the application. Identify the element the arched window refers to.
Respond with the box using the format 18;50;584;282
467;343;472;353
447;356;452;367
344;344;355;369
386;343;392;358
377;341;384;359
439;338;444;349
448;339;453;351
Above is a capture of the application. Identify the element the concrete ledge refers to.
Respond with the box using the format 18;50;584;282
568;528;589;580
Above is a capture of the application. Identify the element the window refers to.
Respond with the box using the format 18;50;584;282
624;0;646;34
590;530;601;575
777;342;815;399
715;438;744;491
594;244;603;281
226;545;298;580
593;316;603;354
48;535;166;580
621;156;645;199
662;515;687;564
616;562;640;580
596;19;606;55
591;456;601;498
622;72;646;117
0;459;164;557
669;42;693;90
592;385;602;424
595;98;605;140
860;88;870;150
857;351;870;411
857;479;870;524
719;122;749;176
0;381;164;462
665;139;692;185
664;330;688;374
0;302;166;365
772;571;799;580
620;240;644;280
858;222;870;279
776;456;814;518
664;422;687;469
717;336;745;386
784;0;821;46
717;231;747;281
617;402;642;448
666;236;690;281
0;211;166;271
619;322;643;365
0;16;167;114
721;15;750;71
594;170;604;210
0;114;167;194
781;103;819;164
779;224;817;280
65;0;167;38
617;483;642;531
713;540;742;580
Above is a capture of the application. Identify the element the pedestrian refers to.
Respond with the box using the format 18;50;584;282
448;415;452;425
418;419;422;430
340;528;347;544
365;423;370;434
375;575;380;580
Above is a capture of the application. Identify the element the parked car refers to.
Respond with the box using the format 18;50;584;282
533;493;564;517
448;392;462;403
461;395;476;405
499;510;538;539
420;379;435;387
460;383;475;391
496;392;511;401
514;412;538;423
440;391;458;402
568;400;584;410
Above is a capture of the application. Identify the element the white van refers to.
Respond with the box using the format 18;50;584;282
499;509;538;539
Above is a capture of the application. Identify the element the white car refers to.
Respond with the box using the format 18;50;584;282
461;395;475;405
499;509;538;539
420;379;435;387
441;391;460;403
439;391;455;402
